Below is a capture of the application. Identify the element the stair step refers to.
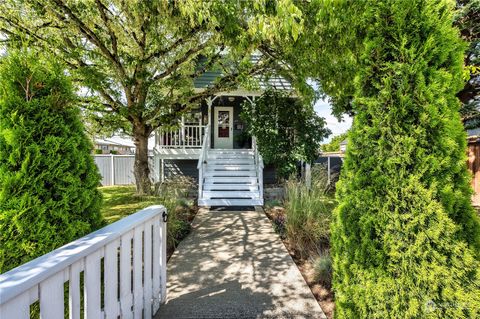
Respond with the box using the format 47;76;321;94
208;155;254;160
208;159;254;164
207;166;255;171
203;184;259;191
204;171;257;177
204;176;258;183
202;191;260;198
198;198;264;207
209;149;253;154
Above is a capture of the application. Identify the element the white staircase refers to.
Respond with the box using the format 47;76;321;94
198;148;264;207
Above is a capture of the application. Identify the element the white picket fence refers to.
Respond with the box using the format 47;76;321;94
94;155;157;186
0;205;168;319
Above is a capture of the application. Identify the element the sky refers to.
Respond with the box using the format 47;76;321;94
314;98;352;143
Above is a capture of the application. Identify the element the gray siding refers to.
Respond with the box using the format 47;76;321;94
164;160;199;181
263;164;278;185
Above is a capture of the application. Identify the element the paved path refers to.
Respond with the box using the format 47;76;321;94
155;208;327;319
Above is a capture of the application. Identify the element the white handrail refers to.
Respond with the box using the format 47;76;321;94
252;137;264;202
197;125;211;198
0;205;168;319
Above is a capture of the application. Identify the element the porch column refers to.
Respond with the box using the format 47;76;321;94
206;97;213;127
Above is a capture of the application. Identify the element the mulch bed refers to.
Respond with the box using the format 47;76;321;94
166;204;198;261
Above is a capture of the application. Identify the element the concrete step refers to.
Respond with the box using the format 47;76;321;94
202;191;260;199
198;198;264;206
203;184;259;191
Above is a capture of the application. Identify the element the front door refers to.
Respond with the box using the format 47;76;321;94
214;106;233;149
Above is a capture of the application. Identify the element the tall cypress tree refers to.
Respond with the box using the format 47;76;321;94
0;50;103;273
332;0;480;318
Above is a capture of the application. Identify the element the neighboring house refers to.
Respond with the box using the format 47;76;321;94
94;136;155;155
340;139;347;153
94;137;135;154
153;64;293;207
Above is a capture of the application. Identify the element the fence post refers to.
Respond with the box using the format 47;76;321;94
110;154;115;186
327;156;331;185
305;162;311;190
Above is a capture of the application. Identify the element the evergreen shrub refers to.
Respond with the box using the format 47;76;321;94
0;51;103;273
332;1;480;318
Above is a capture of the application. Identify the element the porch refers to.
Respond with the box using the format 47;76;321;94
154;92;258;160
153;93;264;206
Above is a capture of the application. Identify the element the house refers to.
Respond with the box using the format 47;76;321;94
153;66;293;207
94;136;155;155
340;139;347;152
94;137;135;154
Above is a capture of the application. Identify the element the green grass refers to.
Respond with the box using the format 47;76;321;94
100;185;162;224
99;183;197;252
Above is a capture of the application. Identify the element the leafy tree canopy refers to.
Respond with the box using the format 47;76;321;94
0;0;307;194
321;132;348;152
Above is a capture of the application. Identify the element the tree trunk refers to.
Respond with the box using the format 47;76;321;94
133;124;152;195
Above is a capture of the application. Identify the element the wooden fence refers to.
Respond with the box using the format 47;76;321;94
468;140;480;206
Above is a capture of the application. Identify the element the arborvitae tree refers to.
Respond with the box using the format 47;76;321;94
0;51;103;273
332;1;480;318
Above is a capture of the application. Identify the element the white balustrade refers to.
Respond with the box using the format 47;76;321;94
158;125;206;149
197;125;211;197
0;205;168;319
253;137;264;201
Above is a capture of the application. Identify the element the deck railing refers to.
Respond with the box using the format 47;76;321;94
197;125;211;197
0;205;167;319
252;137;264;202
158;124;206;148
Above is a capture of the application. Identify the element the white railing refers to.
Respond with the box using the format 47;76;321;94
0;205;167;319
158;125;206;149
197;125;211;198
252;137;264;202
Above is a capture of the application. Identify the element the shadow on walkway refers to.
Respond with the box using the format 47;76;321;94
155;208;326;319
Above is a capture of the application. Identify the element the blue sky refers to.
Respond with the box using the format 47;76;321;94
314;98;352;143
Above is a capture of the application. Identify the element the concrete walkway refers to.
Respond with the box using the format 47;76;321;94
155;208;327;319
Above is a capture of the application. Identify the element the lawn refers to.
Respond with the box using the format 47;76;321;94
99;185;163;224
99;184;198;256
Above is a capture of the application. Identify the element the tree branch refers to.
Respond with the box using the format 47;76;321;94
95;0;118;57
152;39;211;81
143;24;204;63
49;0;128;81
